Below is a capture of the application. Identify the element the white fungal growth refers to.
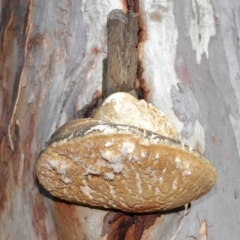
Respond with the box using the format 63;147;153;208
120;142;135;156
105;141;113;147
84;166;100;176
155;187;160;194
80;186;94;200
175;157;192;176
141;151;146;158
100;150;112;162
175;157;181;166
47;160;71;183
109;185;116;196
57;162;70;175
61;175;72;184
103;92;125;113
112;154;122;163
133;155;140;162
80;179;96;200
48;161;72;184
84;125;114;135
172;178;178;190
159;176;164;184
182;168;192;176
135;172;143;193
110;162;123;173
149;133;160;144
104;172;115;180
47;159;59;170
57;133;74;145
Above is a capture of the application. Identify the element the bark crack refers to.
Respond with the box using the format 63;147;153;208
4;0;33;151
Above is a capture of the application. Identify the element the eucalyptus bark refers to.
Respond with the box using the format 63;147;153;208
1;0;240;240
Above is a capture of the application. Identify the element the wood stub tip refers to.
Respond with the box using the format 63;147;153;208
103;9;139;98
108;9;127;22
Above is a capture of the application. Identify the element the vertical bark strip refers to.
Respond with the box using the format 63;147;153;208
102;10;138;98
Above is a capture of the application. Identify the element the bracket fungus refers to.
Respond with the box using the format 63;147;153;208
36;92;217;213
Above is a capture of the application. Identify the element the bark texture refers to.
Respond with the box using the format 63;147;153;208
1;0;240;239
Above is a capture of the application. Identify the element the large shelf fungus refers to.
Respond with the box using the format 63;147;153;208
36;92;217;213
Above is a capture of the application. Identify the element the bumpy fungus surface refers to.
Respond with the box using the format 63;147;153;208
36;112;217;213
93;92;179;140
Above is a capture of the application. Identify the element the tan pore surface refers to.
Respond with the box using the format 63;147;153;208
93;92;179;140
36;119;217;213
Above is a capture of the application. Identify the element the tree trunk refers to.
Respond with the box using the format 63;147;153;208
1;0;240;239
